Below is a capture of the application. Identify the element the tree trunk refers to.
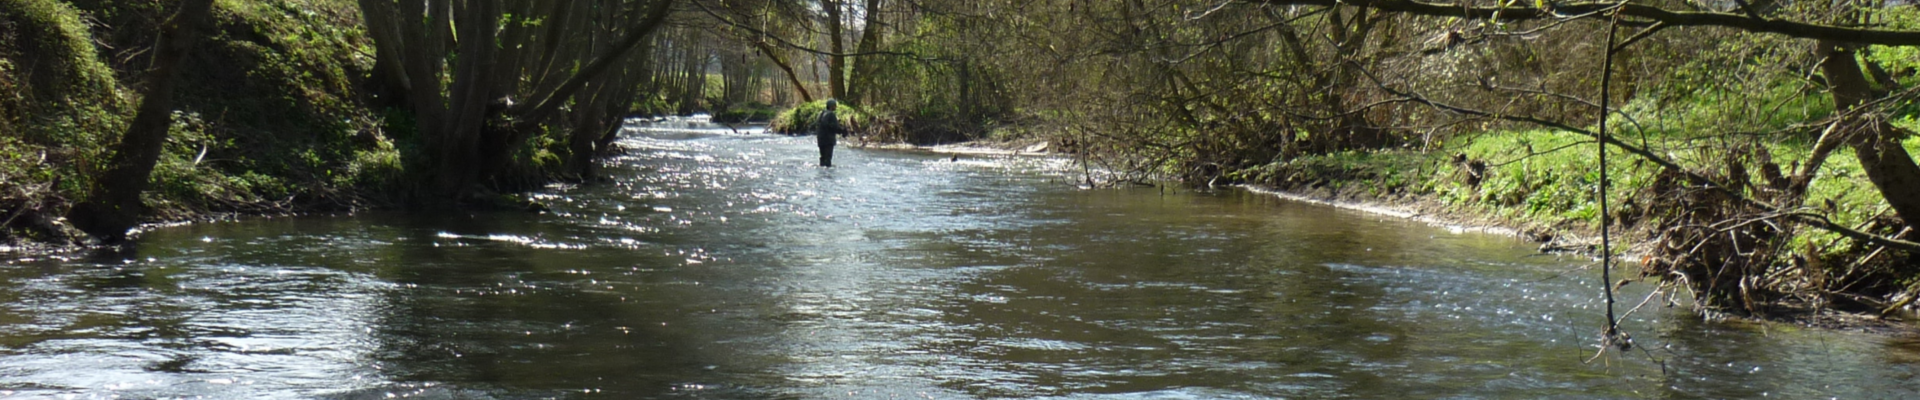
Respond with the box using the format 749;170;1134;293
67;0;217;242
358;0;675;203
427;0;503;199
753;40;814;102
524;0;582;97
825;0;847;100
359;0;415;109
849;0;881;104
512;0;674;126
1820;40;1920;234
564;34;648;180
492;0;537;95
678;45;705;114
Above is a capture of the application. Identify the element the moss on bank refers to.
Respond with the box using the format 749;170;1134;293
0;0;131;243
0;0;392;246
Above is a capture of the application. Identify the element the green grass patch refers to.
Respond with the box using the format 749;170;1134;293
770;100;870;134
712;102;779;124
1231;149;1441;199
1436;130;1660;227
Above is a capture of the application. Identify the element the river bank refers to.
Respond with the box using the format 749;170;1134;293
0;0;397;250
1249;158;1920;332
889;138;1591;248
0;0;665;250
1226;138;1920;332
875;129;1920;332
898;139;1568;241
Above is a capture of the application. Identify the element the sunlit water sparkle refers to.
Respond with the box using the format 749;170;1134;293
2;116;1918;399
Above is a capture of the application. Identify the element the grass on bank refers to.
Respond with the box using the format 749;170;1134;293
1232;125;1906;260
769;99;872;134
712;102;780;124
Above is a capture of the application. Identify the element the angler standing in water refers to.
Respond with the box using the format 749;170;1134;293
814;99;846;167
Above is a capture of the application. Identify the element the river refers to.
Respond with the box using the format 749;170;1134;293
2;116;1917;399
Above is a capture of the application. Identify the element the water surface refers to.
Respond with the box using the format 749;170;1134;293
3;116;1918;399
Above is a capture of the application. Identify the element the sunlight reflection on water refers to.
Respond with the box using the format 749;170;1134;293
0;116;1916;398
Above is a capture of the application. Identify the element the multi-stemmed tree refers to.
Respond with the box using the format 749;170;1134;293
355;0;676;201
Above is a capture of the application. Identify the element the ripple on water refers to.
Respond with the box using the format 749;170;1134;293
6;121;1920;398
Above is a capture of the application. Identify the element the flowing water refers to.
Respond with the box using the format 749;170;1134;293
3;116;1919;399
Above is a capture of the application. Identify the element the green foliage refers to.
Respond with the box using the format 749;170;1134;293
1618;81;1831;140
769;100;869;134
1431;130;1658;227
0;0;127;134
0;0;388;236
1867;7;1920;118
856;26;1013;144
0;0;129;228
485;125;568;191
145;0;382;215
344;141;405;190
1233;150;1439;199
1783;122;1920;254
628;94;672;117
712;102;779;124
521;131;565;172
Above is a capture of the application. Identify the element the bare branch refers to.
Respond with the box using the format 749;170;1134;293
1345;60;1920;252
691;0;926;59
1244;0;1920;46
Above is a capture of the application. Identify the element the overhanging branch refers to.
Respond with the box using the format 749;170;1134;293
511;0;678;129
1343;62;1920;253
1246;0;1920;46
691;0;926;59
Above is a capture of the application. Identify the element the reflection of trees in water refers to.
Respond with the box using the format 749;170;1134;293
1243;199;1637;398
913;188;1416;397
64;247;199;365
365;214;710;396
1197;205;1417;397
0;244;218;377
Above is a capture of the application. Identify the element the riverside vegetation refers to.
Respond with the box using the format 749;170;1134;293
8;0;1920;324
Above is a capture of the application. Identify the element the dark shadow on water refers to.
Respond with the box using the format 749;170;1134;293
362;212;728;397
